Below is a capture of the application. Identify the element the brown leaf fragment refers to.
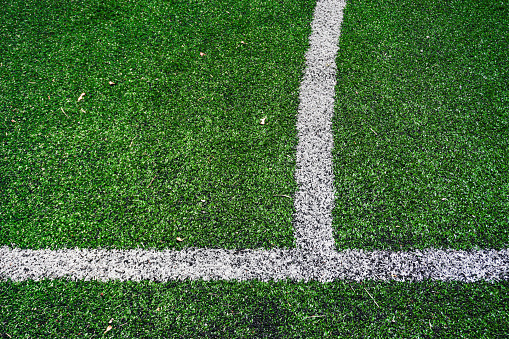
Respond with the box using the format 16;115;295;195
104;325;113;334
109;81;116;85
147;176;157;188
176;237;183;242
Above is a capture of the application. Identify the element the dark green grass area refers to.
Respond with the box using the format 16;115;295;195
1;279;508;338
332;0;509;250
0;0;317;250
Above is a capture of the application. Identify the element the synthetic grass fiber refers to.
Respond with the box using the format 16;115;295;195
1;0;317;250
1;279;509;338
332;0;509;250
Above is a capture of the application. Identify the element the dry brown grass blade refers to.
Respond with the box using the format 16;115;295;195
60;107;69;118
273;194;292;199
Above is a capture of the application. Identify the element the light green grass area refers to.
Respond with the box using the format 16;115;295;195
332;0;509;250
1;279;508;338
0;0;317;250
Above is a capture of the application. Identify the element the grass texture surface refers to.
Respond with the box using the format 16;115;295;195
332;0;509;250
0;0;317;250
1;279;508;338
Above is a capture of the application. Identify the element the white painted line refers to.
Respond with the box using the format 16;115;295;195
2;247;508;282
293;0;347;253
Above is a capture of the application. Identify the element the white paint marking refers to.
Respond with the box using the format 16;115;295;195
1;247;508;282
293;0;347;253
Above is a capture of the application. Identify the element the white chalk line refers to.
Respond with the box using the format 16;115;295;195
2;247;508;282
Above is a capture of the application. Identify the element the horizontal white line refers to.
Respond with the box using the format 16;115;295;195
2;246;508;282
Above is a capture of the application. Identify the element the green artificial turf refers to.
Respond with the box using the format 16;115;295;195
1;279;508;338
332;0;509;250
0;0;317;250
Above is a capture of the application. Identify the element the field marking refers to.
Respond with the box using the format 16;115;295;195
2;247;508;282
293;0;345;253
2;0;509;282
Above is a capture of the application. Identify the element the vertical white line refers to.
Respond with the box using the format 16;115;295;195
293;0;347;253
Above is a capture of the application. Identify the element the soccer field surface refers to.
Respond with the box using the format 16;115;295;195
1;0;509;336
2;0;508;282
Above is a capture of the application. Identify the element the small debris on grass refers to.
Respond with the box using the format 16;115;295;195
200;52;206;56
77;93;85;102
108;318;114;324
363;286;380;308
176;237;184;242
60;107;69;118
147;176;157;188
104;325;113;334
260;116;267;125
304;315;326;319
109;81;116;86
274;194;292;199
